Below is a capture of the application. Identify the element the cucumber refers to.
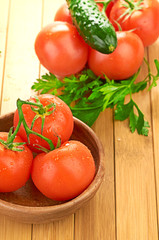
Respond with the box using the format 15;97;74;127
66;0;117;54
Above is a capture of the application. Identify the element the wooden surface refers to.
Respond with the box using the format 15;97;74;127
0;0;159;239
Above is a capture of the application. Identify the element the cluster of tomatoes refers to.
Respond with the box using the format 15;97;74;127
0;94;95;201
35;0;159;81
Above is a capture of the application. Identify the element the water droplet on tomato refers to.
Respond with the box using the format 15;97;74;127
65;142;70;146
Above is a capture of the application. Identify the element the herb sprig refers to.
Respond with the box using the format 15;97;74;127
31;59;159;136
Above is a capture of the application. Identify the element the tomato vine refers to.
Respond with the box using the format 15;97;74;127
0;98;58;152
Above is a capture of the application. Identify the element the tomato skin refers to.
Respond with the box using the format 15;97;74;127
13;94;74;152
54;3;73;24
0;133;33;192
95;0;115;18
31;140;96;201
106;1;115;18
93;0;114;18
109;0;159;46
88;31;144;80
34;22;88;77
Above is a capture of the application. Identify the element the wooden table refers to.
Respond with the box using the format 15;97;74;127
0;0;159;239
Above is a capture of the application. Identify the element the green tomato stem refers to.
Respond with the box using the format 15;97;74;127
6;98;55;151
18;98;55;151
123;0;135;9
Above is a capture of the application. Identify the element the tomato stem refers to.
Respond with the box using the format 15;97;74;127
29;96;56;134
17;99;55;151
117;0;143;22
5;98;56;152
123;0;135;9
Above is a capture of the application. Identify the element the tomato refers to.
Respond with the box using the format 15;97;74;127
14;94;74;152
31;140;96;201
88;31;144;80
54;3;73;24
34;22;88;77
105;1;114;18
94;0;114;17
0;133;33;192
109;0;159;46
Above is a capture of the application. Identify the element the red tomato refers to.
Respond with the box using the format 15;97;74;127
34;22;88;77
14;94;74;152
88;31;144;80
109;0;159;46
31;140;96;201
0;133;33;192
105;1;114;18
95;0;114;17
54;3;73;24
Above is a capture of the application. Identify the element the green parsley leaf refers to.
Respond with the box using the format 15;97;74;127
148;59;159;90
115;100;134;121
32;73;63;95
129;111;150;136
115;99;150;136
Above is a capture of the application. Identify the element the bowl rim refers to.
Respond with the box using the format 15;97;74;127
0;114;105;216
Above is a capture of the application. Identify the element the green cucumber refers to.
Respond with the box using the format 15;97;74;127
66;0;117;54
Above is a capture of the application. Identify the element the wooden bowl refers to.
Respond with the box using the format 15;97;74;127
0;112;105;223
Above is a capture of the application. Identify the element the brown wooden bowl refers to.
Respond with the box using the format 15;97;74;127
0;112;105;223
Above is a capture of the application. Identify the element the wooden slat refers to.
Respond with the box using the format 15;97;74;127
114;51;158;239
0;217;32;240
0;0;10;110
149;38;159;228
75;110;116;240
32;0;75;239
32;216;74;240
0;0;42;115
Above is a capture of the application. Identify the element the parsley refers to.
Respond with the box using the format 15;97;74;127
31;59;159;136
